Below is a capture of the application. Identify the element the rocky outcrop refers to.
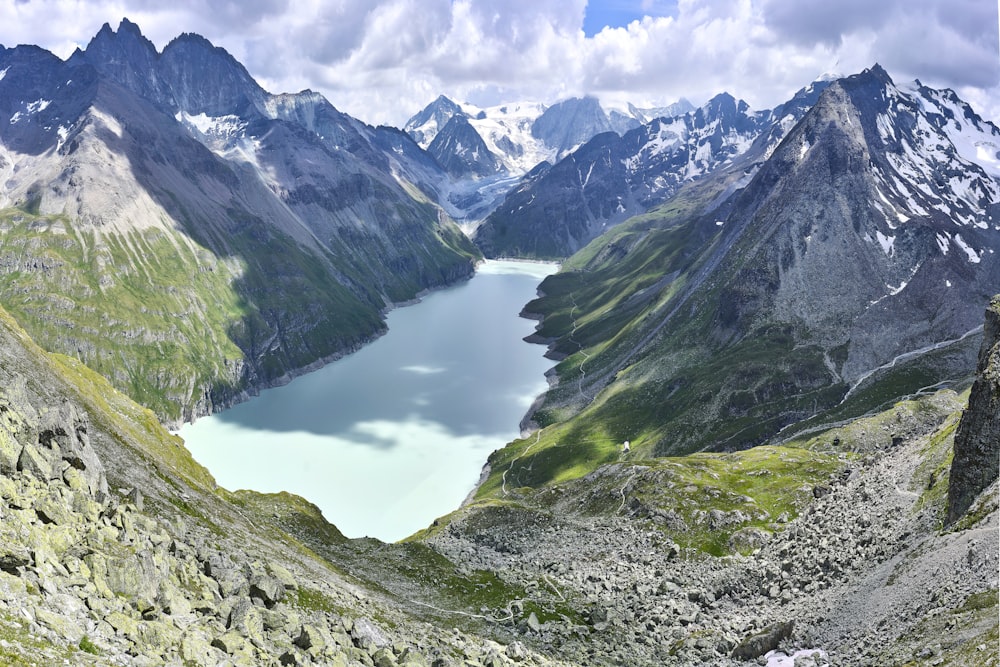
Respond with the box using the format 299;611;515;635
946;295;1000;524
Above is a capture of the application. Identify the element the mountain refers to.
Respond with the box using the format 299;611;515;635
529;96;639;156
402;93;467;146
625;98;696;124
473;81;833;259
0;20;479;424
0;47;996;666
402;95;683;222
485;65;998;470
426;113;506;178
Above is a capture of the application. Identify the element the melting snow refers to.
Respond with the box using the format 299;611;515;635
799;139;810;160
953;234;982;263
875;230;895;256
0;67;8;81
176;111;246;139
936;233;950;255
26;99;50;113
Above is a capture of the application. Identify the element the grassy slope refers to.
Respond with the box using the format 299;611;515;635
484;163;981;496
0;205;478;423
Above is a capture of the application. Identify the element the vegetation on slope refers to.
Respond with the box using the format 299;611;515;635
0;205;478;424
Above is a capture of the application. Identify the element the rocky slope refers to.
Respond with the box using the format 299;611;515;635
0;20;479;424
437;387;998;666
0;302;573;667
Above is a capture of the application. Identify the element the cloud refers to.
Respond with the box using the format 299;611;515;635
401;365;447;375
1;0;996;126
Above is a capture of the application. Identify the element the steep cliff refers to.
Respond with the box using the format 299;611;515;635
946;295;1000;524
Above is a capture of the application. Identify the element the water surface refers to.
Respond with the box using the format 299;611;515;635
179;260;557;541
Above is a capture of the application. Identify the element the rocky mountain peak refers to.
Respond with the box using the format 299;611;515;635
403;94;468;146
427;113;505;178
70;18;161;101
530;95;621;155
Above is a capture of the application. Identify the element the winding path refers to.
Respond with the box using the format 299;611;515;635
502;429;543;496
840;325;983;404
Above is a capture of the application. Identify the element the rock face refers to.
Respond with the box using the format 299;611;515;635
428;114;506;178
946;295;1000;524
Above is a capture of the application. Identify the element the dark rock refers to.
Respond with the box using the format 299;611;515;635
731;620;794;660
0;546;31;574
812;485;832;499
946;296;1000;524
249;575;285;608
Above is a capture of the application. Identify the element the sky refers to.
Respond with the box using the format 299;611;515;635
1;0;997;127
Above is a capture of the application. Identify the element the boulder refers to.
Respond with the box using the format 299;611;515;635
731;620;794;661
249;575;286;608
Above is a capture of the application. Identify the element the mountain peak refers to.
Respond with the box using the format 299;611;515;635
403;95;468;147
861;63;894;85
118;17;144;36
85;17;158;57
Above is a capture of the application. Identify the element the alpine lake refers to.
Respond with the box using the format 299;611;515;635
179;260;558;542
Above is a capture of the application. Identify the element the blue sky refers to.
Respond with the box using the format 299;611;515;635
1;0;997;126
582;0;678;36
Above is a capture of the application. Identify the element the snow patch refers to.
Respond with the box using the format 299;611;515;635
945;279;952;287
26;99;50;113
0;67;8;81
56;125;70;151
176;111;247;139
936;233;950;255
953;233;982;263
765;649;828;666
875;230;895;256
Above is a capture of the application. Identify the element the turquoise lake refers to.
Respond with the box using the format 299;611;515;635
178;260;558;542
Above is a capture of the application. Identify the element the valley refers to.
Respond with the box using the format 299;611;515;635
0;18;996;667
178;260;557;542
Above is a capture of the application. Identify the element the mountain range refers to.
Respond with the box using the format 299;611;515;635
501;65;998;468
0;19;479;424
0;19;997;667
401;94;694;223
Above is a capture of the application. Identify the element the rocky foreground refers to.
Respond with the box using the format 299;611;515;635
429;388;998;665
0;294;996;666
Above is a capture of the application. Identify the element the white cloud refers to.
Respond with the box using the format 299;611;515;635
1;0;996;126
